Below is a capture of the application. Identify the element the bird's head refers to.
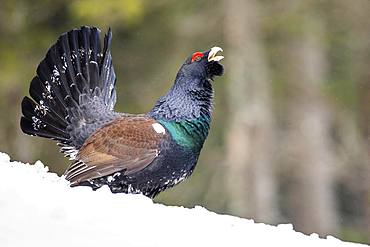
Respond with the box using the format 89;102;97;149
149;47;224;121
176;47;224;85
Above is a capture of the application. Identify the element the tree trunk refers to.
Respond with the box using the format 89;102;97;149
346;2;370;240
224;0;278;223
283;15;339;236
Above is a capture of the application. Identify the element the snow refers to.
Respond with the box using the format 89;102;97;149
0;152;366;247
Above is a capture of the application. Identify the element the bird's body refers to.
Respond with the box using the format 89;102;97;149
20;26;224;198
69;115;200;198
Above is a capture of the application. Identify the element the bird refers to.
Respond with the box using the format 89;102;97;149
20;26;224;198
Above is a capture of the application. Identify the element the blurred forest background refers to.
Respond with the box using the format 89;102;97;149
0;0;369;244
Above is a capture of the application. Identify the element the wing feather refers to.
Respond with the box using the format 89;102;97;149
65;116;167;184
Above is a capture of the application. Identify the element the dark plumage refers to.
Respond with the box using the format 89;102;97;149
20;26;224;198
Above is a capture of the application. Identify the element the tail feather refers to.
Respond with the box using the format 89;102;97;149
20;26;119;155
21;97;67;131
101;29;117;109
21;117;70;142
21;97;69;140
29;77;68;122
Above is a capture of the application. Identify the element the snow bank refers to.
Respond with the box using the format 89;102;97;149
0;152;366;247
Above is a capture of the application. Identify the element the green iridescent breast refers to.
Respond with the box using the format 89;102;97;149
158;116;210;151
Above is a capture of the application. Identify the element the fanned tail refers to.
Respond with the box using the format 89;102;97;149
20;26;118;158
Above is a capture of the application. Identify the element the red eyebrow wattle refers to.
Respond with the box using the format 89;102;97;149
191;52;204;62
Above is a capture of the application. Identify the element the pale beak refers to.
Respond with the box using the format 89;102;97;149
208;47;224;62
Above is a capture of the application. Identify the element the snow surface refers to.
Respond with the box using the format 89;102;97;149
0;152;367;247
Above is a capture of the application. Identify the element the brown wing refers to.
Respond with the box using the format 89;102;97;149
64;115;168;185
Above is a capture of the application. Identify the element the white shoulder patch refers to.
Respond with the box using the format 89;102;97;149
152;123;166;134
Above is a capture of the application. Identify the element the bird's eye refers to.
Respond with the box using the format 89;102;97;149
191;52;204;62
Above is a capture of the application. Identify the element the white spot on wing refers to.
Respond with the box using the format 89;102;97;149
152;123;166;134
